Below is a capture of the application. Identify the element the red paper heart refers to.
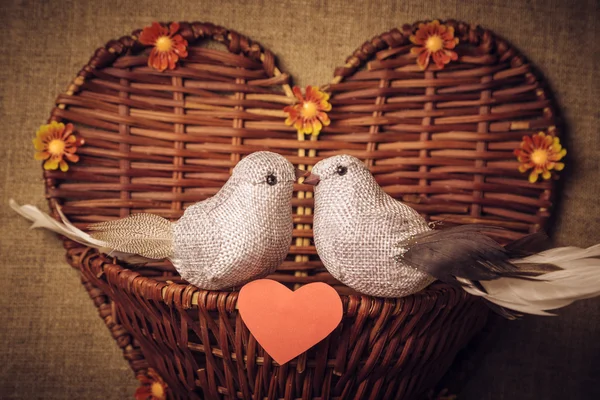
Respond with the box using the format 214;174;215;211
238;279;343;365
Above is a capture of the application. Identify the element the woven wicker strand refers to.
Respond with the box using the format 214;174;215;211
44;20;561;399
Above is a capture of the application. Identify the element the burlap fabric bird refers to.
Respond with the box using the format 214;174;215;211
308;155;436;298
11;151;300;290
306;155;600;317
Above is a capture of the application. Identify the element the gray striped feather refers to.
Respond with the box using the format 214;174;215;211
89;213;173;259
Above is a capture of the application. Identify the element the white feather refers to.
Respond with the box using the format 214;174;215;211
9;199;106;247
9;199;153;264
518;244;600;264
461;244;600;316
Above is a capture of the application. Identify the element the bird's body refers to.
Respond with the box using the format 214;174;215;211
12;151;298;290
312;159;434;297
172;154;294;289
308;155;600;316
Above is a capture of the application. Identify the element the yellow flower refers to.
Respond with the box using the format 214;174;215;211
139;22;188;72
514;132;566;183
33;121;83;172
410;20;459;70
284;86;332;136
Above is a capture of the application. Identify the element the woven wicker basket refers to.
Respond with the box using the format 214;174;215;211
44;20;560;399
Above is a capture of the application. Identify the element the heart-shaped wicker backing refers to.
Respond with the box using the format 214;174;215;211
321;22;557;241
45;20;560;399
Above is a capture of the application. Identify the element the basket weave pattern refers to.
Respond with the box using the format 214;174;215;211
324;22;557;241
45;20;559;399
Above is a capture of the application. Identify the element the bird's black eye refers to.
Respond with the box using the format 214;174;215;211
266;174;277;186
336;165;348;176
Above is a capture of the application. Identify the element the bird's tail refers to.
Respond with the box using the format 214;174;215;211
9;199;173;261
461;244;600;317
88;213;173;259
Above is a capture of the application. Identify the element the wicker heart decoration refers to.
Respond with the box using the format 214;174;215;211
39;19;566;399
238;279;343;365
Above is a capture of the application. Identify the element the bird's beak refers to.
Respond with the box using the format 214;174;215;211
295;168;310;180
303;172;321;186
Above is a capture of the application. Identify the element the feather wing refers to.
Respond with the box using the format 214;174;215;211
503;230;552;257
89;213;173;259
399;224;524;285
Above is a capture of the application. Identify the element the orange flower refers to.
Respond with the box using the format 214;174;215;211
410;20;459;70
514;132;566;183
135;368;168;400
284;86;332;136
33;121;83;172
139;22;188;71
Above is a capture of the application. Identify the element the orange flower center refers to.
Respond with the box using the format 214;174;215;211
425;35;444;52
155;36;173;52
301;101;318;119
151;382;165;399
48;139;65;155
531;149;549;165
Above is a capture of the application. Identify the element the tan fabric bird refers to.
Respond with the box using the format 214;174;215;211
11;151;304;290
305;155;600;318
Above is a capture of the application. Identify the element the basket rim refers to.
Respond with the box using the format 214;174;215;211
328;19;533;85
68;239;472;312
54;21;294;110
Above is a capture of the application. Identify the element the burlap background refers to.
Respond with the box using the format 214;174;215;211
1;0;598;398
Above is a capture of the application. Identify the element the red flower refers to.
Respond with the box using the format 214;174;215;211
284;86;332;136
135;368;168;400
514;132;566;183
410;20;459;70
139;22;188;71
33;122;83;172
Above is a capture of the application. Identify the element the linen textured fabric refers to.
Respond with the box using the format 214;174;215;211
312;155;436;297
1;0;598;399
173;151;295;289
